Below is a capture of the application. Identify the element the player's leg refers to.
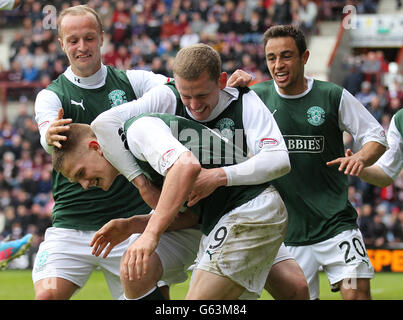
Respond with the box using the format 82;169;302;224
34;277;79;300
287;245;321;299
116;229;202;300
186;269;245;300
319;229;374;300
32;227;96;300
339;278;371;300
187;186;288;300
120;250;165;299
264;244;309;300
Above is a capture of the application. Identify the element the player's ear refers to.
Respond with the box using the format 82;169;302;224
219;72;227;89
88;140;102;154
58;37;65;52
302;50;310;65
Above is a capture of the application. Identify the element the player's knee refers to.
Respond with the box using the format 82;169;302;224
296;278;310;299
35;289;57;300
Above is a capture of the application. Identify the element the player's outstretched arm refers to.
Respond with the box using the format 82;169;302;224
90;209;199;259
338;149;394;188
326;141;386;176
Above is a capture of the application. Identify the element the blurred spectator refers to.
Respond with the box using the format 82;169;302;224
179;25;200;48
355;81;376;108
22;58;39;83
361;51;382;87
115;45;131;70
358;203;374;244
150;56;168;75
103;43;119;67
14;46;34;70
367;95;383;123
297;0;318;36
272;0;293;25
201;14;219;40
160;14;176;40
190;11;205;35
343;63;364;96
368;212;388;247
391;209;403;242
111;0;131;45
98;0;114;25
174;11;189;37
8;60;23;82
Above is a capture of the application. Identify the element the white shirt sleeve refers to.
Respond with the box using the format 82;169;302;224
34;88;62;154
376;114;403;180
91;85;177;180
126;117;189;176
222;90;290;186
0;0;14;10
125;70;169;99
338;89;388;150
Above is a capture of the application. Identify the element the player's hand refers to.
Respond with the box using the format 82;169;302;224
120;232;159;281
45;108;72;148
90;218;132;258
187;168;226;206
326;149;365;176
227;69;253;87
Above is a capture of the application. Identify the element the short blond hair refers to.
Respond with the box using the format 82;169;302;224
173;43;221;82
52;123;96;172
58;5;103;39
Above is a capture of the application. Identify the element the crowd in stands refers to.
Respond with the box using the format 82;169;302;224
0;0;401;268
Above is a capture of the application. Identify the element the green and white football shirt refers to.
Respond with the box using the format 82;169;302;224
252;77;388;245
35;65;167;230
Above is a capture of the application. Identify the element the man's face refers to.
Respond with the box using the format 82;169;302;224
59;13;104;77
265;36;309;95
175;71;226;121
60;142;118;191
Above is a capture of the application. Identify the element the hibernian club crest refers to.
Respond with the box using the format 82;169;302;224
307;106;325;126
215;118;235;139
108;89;128;107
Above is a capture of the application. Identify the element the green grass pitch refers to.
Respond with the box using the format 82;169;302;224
0;270;402;300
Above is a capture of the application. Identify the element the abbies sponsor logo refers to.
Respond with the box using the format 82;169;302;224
160;149;177;170
259;137;279;148
284;135;324;153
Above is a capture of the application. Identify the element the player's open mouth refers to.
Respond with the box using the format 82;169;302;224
194;107;206;113
77;54;91;59
275;72;288;82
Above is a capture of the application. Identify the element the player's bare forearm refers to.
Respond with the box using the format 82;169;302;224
359;165;394;188
187;167;227;206
327;142;386;176
144;152;201;239
358;141;387;167
123;152;201;279
131;174;161;209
